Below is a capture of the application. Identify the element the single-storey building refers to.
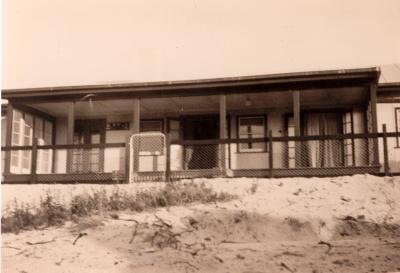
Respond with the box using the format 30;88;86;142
1;67;399;183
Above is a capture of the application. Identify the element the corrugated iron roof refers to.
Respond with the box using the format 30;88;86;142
379;64;400;83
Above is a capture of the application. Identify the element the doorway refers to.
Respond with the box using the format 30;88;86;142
72;119;106;173
182;115;219;169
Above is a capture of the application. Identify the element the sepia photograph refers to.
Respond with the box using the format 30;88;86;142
1;0;400;272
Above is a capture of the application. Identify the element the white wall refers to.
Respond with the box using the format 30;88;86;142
377;103;400;173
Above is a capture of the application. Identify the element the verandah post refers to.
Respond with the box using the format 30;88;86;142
30;137;38;184
293;90;301;167
268;130;273;178
125;139;130;183
165;133;171;182
369;83;379;166
132;98;140;175
382;124;389;176
219;95;227;174
66;102;75;173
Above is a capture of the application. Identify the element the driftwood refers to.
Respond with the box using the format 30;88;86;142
214;255;224;263
1;246;21;250
154;215;173;228
26;239;55;245
280;262;295;273
318;241;332;253
219;239;248;244
2;246;22;251
72;233;87;245
274;251;305;258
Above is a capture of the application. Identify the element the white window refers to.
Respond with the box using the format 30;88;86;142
10;110;33;174
10;110;53;174
35;118;53;174
238;116;266;152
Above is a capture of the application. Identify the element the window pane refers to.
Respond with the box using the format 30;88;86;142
239;117;265;136
239;143;250;150
35;117;44;142
91;133;100;144
252;142;264;150
140;121;162;133
251;124;264;134
240;117;264;126
24;114;33;145
239;125;249;134
25;114;33;127
44;121;53;144
13;110;23;121
12;110;23;145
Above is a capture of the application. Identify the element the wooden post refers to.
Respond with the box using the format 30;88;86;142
132;99;140;134
125;139;130;183
165;133;171;182
30;137;38;184
67;102;75;145
131;99;141;175
293;91;301;167
219;95;227;172
369;84;379;165
268;130;273;178
382;124;389;176
4;103;13;174
66;102;75;173
293;91;301;137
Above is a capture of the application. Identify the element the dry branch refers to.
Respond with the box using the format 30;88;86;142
26;239;56;245
318;241;332;253
280;262;295;273
214;255;224;263
72;233;87;245
154;215;173;228
1;246;21;250
129;222;139;244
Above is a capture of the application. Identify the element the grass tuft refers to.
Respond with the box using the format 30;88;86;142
1;182;236;234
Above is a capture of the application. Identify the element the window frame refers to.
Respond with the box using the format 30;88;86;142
236;115;267;153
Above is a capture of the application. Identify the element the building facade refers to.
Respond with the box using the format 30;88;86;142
1;67;399;183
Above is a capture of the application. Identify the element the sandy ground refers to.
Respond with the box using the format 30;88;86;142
2;174;400;273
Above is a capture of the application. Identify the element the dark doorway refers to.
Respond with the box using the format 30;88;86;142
72;119;106;173
182;116;219;170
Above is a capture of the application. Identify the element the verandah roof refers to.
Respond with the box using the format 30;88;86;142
2;67;380;103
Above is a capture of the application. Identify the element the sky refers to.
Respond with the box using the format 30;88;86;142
2;0;400;89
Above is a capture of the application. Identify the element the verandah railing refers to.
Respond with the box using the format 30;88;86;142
1;142;127;183
1;125;399;183
167;126;398;180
